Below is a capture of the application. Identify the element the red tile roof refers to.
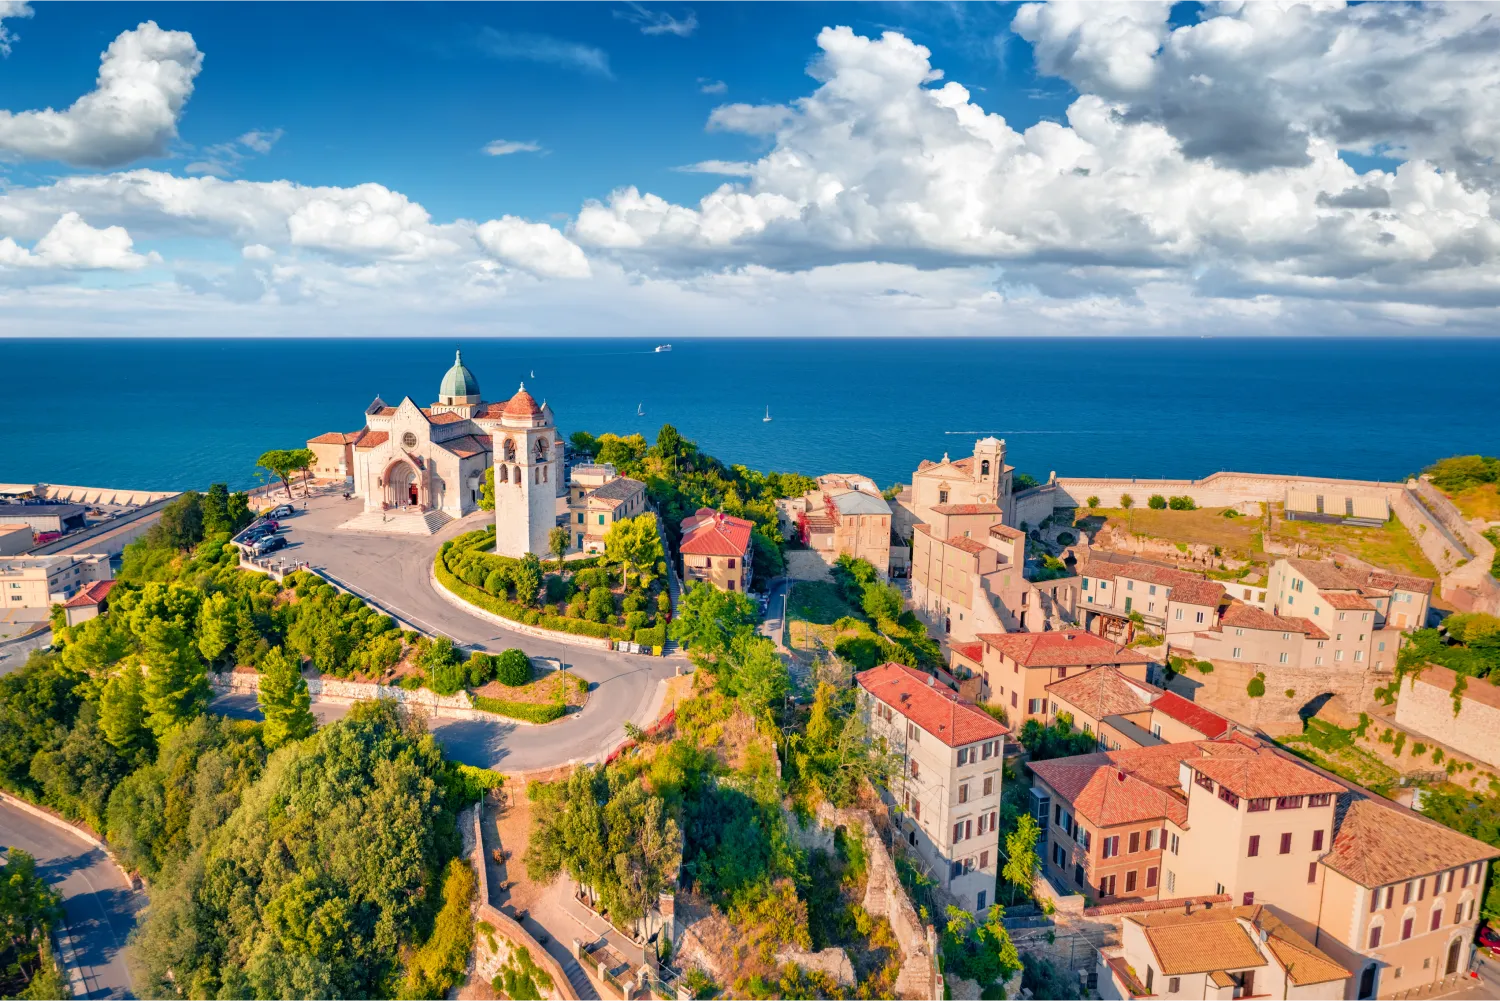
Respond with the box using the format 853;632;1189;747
1078;559;1225;607
944;535;989;555
931;503;1004;516
1219;602;1325;637
308;430;365;445
977;630;1151;669
1324;794;1500;887
680;508;754;557
354;431;389;449
1150;692;1230;739
1320;590;1375;611
856;662;1007;747
421;409;467;425
1046;666;1153;720
1286;558;1360;590
950;641;984;665
1281;616;1329;640
1188;744;1343;800
1030;743;1199;827
438;434;492;459
989;524;1025;541
372;406;398;417
1364;569;1434;595
62;578;116;608
502;385;543;417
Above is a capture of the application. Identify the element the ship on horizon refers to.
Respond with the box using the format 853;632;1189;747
654;343;672;352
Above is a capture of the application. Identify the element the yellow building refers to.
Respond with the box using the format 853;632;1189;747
679;508;753;593
0;553;111;609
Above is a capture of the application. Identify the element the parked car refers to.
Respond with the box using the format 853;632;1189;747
253;536;287;555
242;525;272;541
1479;924;1500;956
267;504;295;519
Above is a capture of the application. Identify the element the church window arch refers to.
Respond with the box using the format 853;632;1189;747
981;460;990;476
503;437;517;462
499;464;508;483
535;437;550;460
514;465;522;486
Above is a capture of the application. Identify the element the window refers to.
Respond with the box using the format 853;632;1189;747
1125;870;1137;893
1233;647;1243;659
1196;611;1205;623
982;741;994;760
1312;830;1325;851
1454;904;1464;924
953;822;964;844
1126;580;1134;591
939;490;948;503
1276;795;1304;810
1169;833;1180;855
1195;772;1215;792
950;860;963;880
1369;925;1382;949
1028;698;1044;714
1335;650;1344;662
907;723;920;742
977;814;987;836
1280;832;1293;855
1354;650;1364;662
1308;862;1318;884
1054;804;1062;826
1102;836;1120;859
1167;977;1180;994
1099;874;1116;897
1248;835;1260;857
1219;786;1240;808
1403;882;1413;905
1402;917;1413;941
1146;829;1158;850
958;784;969;804
1446;870;1456;892
727;558;735;569
1279;652;1289;664
982;777;994;796
1309;793;1332;807
1175;608;1183;620
1165;869;1176;892
1243;891;1255;906
1431;909;1442;932
1385;886;1395;909
598;514;605;525
1462;865;1472;888
958;748;969;766
909;760;920;779
1248;797;1271;812
1129;832;1140;854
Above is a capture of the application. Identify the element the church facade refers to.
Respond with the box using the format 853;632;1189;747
308;350;566;555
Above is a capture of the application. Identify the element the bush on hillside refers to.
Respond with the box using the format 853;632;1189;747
1168;495;1197;510
1148;494;1168;510
496;648;532;687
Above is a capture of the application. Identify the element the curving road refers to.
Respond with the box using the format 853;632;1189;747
214;496;686;773
0;800;141;999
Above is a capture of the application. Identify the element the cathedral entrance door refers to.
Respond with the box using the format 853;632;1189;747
408;482;419;506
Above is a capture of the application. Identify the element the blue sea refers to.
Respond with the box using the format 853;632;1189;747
3;338;1496;492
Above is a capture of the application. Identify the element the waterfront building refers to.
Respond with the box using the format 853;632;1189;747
0;503;87;535
679;508;753;593
0;553;111;609
952;629;1152;726
0;524;32;556
856;662;1007;914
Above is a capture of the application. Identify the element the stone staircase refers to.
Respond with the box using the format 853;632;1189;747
561;953;599;1000
336;508;452;535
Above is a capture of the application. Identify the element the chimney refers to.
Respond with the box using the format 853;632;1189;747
1117;770;1126;783
1185;901;1194;916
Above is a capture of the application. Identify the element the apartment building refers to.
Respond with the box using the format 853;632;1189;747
0;553;112;609
564;464;648;554
791;474;895;577
910;522;1078;643
1100;904;1350;1000
1043;666;1230;751
856;662;1007;913
1260;558;1431;670
678;508;753;593
1030;735;1497;999
953;630;1153;726
1077;555;1226;644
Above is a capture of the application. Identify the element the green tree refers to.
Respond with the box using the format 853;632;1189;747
860;582;904;623
1002;813;1041;904
0;847;64;993
604;513;664;589
548;525;570;570
512;553;543;606
725;634;789;722
257;447;316;500
142;639;210;738
200;482;232;536
1014;472;1041;490
100;663;150;756
147;490;205;551
257;646;314;749
226;490;251;531
1148;494;1167;510
478;466;496;512
196;591;236;668
569;431;600;458
1119;493;1134;510
495;649;532;687
669;583;757;669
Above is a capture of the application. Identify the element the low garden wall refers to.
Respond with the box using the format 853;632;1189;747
210;669;546;725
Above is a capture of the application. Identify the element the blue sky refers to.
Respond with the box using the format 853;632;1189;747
0;1;1496;338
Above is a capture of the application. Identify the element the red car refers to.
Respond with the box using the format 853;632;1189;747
1479;924;1500;956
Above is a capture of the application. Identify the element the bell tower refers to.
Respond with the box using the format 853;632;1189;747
493;383;560;557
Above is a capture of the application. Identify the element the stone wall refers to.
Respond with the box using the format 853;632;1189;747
1395;669;1500;769
1168;658;1385;729
209;669;517;724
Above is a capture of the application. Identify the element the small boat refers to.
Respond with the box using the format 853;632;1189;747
654;344;672;353
530;369;535;378
763;406;772;423
637;403;645;417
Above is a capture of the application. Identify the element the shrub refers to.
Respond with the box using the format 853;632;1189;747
1056;531;1076;546
625;611;648;633
1247;673;1266;698
471;694;564;724
435;542;632;640
657;592;671;615
1148;494;1167;510
484;568;509;597
1168;495;1197;510
587;586;615;622
429;657;467;696
1120;494;1134;509
567;596;587;619
634;624;666;649
496;648;532;687
1195;660;1214;674
574;567;607;592
1285;689;1296;698
1433;747;1444;764
466;652;496;687
1086;496;1100;509
1413;742;1427;756
544;575;573;604
1393;732;1406;756
622;589;648;613
1221;509;1239;519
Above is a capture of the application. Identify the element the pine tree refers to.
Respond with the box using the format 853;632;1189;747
196;592;235;668
100;664;149;755
142;638;210;737
257;646;313;749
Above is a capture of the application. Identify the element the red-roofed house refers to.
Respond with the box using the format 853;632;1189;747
1042;667;1229;753
679;508;753;593
62;578;118;627
1265;557;1433;670
971;630;1153;726
857;662;1007;914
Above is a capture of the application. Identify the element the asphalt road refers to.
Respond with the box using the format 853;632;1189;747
0;801;141;999
0;627;51;676
220;496;685;772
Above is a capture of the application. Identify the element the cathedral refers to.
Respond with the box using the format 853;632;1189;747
308;350;565;555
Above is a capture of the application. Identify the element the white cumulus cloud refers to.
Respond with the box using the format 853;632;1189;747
0;1;32;57
482;139;543;156
0;21;201;167
0;212;154;270
476;216;591;279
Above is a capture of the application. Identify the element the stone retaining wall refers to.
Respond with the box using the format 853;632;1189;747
1394;669;1500;770
209;670;520;724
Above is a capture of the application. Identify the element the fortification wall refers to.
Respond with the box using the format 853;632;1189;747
1395;673;1500;770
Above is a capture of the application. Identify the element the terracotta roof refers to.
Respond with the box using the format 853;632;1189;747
1250;907;1351;986
1129;906;1349;985
950;641;984;664
1364;569;1434;595
977;630;1151;669
1409;663;1500;711
502;384;543;418
989;524;1025;541
944;535;989;555
308;430;366;445
1078;559;1225;606
354;431;389;449
1171;577;1227;606
856;662;1007;747
1189;744;1343;800
931;503;1004;516
371;406;398;417
1220;603;1321;635
590;477;645;504
1320;590;1375;611
420;409;467;425
1281;616;1329;640
1029;744;1196;827
62;578;116;608
1046;666;1151;720
680;509;753;557
1150;692;1230;739
437;434;492;459
1286;558;1360;590
1323;794;1500;887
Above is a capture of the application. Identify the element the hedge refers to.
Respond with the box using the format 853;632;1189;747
633;624;667;648
435;545;633;641
445;528;603;573
470;695;565;724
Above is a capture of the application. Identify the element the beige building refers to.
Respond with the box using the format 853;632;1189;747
856;662;1008;913
1260;558;1431;671
794;474;895;577
1100;904;1350;1000
1031;734;1497;999
1077;555;1226;644
896;437;1014;540
306;429;366;481
567;467;647;555
0;553;111;609
1187;602;1333;669
679;508;753;593
910;523;1079;645
953;629;1154;726
1043;666;1231;752
0;523;33;556
61;578;118;627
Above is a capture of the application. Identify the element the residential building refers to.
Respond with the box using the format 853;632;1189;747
1264;558;1432;668
1394;664;1500;768
62;578;118;627
0;523;32;556
910;522;1078;644
794;474;895;577
856;662;1008;913
954;630;1153;726
1043;666;1230;751
896;437;1015;539
1099;904;1350;1000
1076;555;1226;644
1030;734;1498;999
0;553;112;609
679;507;753;593
305;429;369;481
570;470;647;554
1187;602;1333;669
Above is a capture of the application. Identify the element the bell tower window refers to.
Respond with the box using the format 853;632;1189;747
981;460;990;476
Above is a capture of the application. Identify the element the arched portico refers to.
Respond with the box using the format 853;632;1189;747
382;458;424;510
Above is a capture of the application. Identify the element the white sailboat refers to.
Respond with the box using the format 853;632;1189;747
763;406;773;423
637;403;645;417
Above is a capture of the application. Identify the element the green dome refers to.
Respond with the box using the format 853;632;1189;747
439;349;480;400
